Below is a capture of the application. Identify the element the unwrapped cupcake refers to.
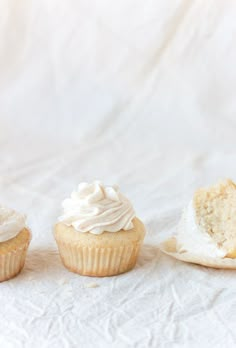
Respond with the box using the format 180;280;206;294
0;206;31;281
160;179;236;268
177;179;236;258
54;181;146;276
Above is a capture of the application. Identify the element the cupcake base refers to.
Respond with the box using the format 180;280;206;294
0;228;31;282
57;243;141;277
54;218;145;277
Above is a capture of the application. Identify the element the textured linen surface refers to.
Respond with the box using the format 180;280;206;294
1;1;236;347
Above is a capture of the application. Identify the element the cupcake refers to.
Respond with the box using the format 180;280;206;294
177;179;236;258
54;181;146;276
0;206;31;282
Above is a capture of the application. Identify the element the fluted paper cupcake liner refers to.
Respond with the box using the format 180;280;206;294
159;237;236;269
56;241;142;276
0;240;30;282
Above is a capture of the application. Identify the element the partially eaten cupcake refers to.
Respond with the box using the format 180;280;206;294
54;181;146;276
177;179;236;259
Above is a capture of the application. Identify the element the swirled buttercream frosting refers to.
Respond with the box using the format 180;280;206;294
0;205;26;242
59;181;136;234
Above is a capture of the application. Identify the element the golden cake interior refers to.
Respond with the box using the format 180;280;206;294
194;179;236;258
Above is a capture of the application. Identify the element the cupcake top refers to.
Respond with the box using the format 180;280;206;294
177;179;236;258
58;181;135;234
0;205;26;242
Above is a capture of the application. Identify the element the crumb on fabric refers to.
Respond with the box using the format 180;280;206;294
84;282;100;288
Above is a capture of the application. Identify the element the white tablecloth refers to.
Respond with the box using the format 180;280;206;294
1;1;236;347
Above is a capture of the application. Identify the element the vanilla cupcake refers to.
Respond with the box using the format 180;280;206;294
0;206;31;282
54;181;146;276
177;179;236;258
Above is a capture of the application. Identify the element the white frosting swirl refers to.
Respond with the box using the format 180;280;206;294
177;200;227;258
59;181;136;234
0;206;26;242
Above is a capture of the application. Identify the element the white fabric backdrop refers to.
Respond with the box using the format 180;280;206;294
1;1;236;347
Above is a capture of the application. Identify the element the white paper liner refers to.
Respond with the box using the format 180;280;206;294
159;237;236;269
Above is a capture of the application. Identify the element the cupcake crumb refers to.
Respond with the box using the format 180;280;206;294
57;278;68;285
84;282;99;288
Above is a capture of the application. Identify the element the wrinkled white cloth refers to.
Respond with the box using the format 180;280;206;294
1;1;236;347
